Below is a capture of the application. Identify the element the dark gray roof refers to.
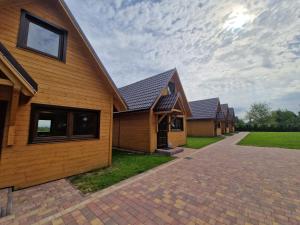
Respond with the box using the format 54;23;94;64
119;69;176;111
216;111;225;121
154;94;178;112
0;41;38;92
188;98;220;120
221;104;229;117
228;107;235;120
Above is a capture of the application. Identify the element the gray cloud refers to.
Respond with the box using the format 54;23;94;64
65;0;300;117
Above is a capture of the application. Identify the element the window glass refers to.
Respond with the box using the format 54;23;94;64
27;22;60;57
30;105;99;143
171;117;183;131
73;112;98;136
36;110;67;137
168;82;176;95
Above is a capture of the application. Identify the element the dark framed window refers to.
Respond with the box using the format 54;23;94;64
29;104;100;143
171;116;184;131
168;82;176;95
17;10;68;61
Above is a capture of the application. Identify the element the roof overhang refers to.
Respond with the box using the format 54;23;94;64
0;45;37;96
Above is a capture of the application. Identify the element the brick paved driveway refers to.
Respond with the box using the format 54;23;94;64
1;132;300;225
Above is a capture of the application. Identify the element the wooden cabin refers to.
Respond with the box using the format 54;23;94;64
187;98;225;137
228;107;236;133
221;104;230;133
0;0;127;189
113;69;192;153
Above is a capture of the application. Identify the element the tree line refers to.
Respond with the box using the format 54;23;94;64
236;103;300;132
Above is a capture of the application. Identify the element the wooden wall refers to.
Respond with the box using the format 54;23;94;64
187;120;216;137
113;112;151;152
0;0;114;188
168;116;187;147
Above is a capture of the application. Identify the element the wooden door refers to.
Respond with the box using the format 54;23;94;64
157;116;168;149
0;101;7;152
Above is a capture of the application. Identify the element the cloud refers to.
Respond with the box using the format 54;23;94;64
65;0;300;118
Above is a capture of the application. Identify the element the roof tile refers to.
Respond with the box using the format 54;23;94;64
188;98;220;120
119;69;176;111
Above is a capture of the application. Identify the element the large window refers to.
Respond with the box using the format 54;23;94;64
29;104;100;143
171;116;184;131
18;10;67;61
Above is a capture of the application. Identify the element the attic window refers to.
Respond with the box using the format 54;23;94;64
168;82;175;95
17;10;68;61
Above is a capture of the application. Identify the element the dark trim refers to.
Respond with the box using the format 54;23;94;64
29;103;100;144
0;41;38;91
17;9;68;62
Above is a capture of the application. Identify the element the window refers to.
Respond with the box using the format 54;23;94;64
18;10;67;61
217;122;221;128
29;104;99;143
168;82;176;95
171;117;184;131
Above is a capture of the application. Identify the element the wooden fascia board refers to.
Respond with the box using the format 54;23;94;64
172;71;192;117
58;0;127;111
0;54;35;96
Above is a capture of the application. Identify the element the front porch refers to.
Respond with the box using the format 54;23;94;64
0;42;37;155
155;94;187;151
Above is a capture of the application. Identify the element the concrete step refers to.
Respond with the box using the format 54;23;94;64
156;147;184;156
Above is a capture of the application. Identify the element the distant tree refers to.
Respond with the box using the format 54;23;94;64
246;103;272;127
271;110;298;129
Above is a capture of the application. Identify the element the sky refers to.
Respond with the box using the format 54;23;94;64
65;0;300;118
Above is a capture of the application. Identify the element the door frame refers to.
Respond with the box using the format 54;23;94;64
157;115;169;149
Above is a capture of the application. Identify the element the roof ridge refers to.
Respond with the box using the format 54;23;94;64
119;68;176;90
189;97;219;104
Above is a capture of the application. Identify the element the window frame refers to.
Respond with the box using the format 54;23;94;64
29;104;100;144
171;116;184;132
17;9;68;62
167;82;176;95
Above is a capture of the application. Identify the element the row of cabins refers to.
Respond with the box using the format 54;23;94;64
0;0;235;189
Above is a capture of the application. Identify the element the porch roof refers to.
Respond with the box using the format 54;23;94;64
0;41;38;92
154;94;179;112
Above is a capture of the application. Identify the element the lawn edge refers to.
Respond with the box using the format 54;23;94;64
184;136;225;149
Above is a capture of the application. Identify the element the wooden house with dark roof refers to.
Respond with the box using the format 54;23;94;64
0;0;127;189
221;104;230;133
187;98;225;137
228;107;236;133
113;69;192;153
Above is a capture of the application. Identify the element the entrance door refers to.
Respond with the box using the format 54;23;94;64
0;101;7;152
157;115;168;149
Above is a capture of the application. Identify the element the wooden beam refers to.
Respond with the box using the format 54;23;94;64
7;87;20;146
158;114;168;124
0;78;13;86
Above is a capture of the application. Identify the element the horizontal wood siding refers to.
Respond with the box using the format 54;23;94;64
187;120;216;137
0;0;114;188
113;112;150;152
149;111;157;153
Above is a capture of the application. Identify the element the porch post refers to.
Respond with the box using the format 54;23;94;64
7;87;20;146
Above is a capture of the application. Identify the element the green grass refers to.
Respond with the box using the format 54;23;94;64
184;136;224;149
238;132;300;150
69;150;173;193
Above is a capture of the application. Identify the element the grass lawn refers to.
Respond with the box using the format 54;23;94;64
238;132;300;150
184;136;224;149
69;150;173;193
